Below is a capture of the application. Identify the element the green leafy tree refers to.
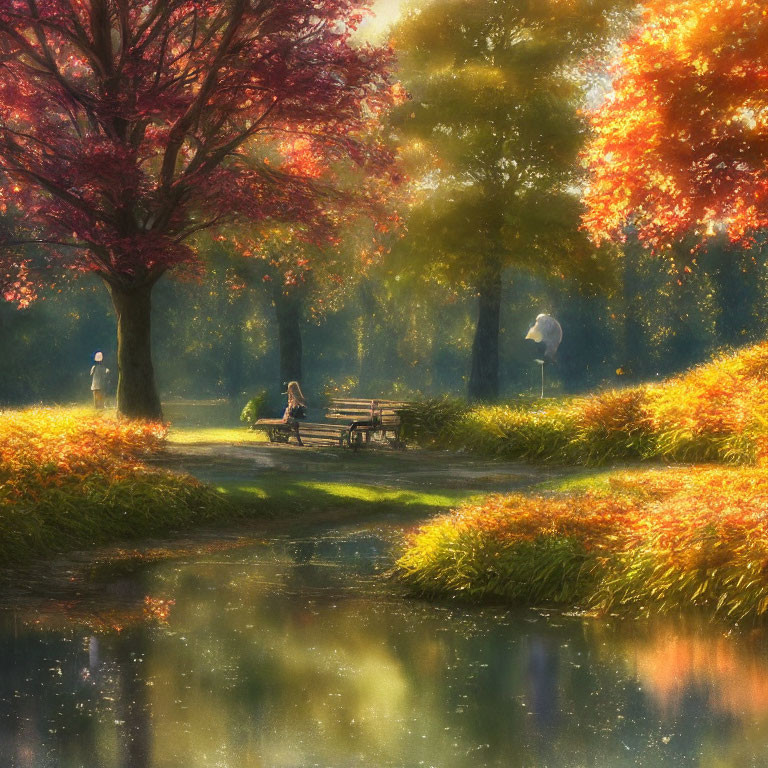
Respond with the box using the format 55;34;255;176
391;0;625;400
222;217;386;395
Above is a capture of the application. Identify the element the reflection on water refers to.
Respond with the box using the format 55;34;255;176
3;523;768;767
607;624;768;719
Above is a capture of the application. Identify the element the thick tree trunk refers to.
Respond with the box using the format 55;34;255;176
106;281;163;421
273;286;303;389
468;264;502;402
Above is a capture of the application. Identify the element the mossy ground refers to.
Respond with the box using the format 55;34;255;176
217;478;469;516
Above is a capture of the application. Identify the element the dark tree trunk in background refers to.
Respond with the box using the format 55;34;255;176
223;291;247;399
468;263;502;402
357;279;380;392
704;237;762;346
621;243;650;381
106;281;163;421
273;285;303;389
556;289;612;392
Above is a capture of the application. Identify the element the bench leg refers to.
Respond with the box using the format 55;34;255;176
268;427;291;443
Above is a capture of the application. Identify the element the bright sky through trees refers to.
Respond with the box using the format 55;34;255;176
357;0;404;41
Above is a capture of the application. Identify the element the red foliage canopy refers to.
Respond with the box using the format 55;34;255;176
582;0;768;251
0;0;400;304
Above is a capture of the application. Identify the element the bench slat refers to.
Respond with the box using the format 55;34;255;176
328;398;378;403
325;413;376;419
329;399;411;407
301;427;348;433
327;405;403;411
327;407;401;416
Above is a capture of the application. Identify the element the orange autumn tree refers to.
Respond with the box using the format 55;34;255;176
583;0;768;251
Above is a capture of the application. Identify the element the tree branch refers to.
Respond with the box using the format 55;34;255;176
159;0;247;191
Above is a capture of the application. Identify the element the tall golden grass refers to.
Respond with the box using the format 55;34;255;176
396;466;768;622
0;407;230;564
401;341;768;464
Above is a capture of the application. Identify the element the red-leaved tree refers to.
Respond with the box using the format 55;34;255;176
0;0;399;418
583;0;768;252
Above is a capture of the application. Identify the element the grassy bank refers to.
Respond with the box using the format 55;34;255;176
396;465;768;622
401;341;768;465
167;425;267;445
0;407;240;565
0;407;474;567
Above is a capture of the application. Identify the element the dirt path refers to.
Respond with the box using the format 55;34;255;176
157;440;578;496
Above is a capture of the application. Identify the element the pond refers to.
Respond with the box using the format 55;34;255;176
2;509;768;768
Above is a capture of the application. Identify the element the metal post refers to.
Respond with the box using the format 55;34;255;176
535;359;545;399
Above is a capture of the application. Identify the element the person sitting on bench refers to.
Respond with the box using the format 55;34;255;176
283;381;307;422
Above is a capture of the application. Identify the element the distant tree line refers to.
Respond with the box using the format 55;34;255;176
2;0;767;413
2;230;765;413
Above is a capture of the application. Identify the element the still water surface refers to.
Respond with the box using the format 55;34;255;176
2;517;768;768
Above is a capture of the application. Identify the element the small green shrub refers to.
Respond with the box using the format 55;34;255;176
453;404;580;461
240;390;268;425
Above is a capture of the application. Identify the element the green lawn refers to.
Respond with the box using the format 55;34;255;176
167;425;267;444
218;477;474;518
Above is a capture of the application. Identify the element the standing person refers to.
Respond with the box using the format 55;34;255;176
90;352;110;409
282;381;307;421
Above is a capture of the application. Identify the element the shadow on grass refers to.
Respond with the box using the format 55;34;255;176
219;477;475;523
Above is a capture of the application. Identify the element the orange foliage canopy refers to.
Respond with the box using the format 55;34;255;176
582;0;768;250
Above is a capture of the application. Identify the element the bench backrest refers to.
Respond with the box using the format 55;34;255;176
326;397;411;424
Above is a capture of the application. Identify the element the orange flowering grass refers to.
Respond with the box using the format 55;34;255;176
396;466;768;622
0;407;165;493
0;407;232;565
402;341;768;465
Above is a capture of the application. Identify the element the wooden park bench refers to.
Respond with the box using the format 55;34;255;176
250;397;412;449
325;398;411;449
248;417;350;447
